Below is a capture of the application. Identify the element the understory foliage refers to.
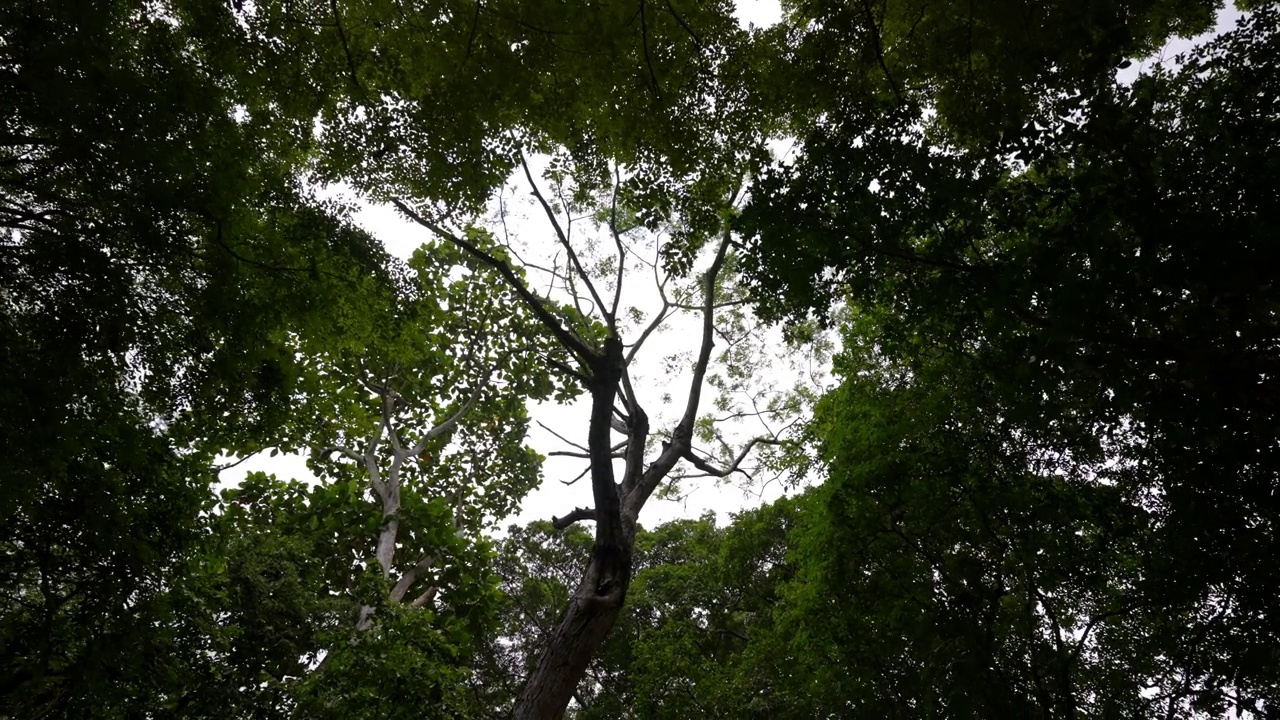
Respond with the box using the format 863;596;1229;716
3;0;1278;718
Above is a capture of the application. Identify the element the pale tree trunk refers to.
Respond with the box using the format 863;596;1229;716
325;366;500;633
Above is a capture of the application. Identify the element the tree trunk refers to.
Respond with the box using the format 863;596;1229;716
513;337;631;719
512;547;630;719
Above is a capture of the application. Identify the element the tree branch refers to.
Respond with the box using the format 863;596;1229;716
562;466;592;486
859;0;903;104
318;446;362;463
519;153;612;327
621;185;742;515
390;555;436;603
550;440;626;460
537;419;589;453
681;436;782;478
214;450;263;472
639;0;664;100
625;300;671;366
552;507;599;529
407;348;518;457
411;586;439;608
608;165;627;321
392;198;598;362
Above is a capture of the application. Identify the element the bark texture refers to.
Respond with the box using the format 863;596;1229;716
514;337;631;719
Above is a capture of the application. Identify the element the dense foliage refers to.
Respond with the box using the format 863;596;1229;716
3;0;1277;717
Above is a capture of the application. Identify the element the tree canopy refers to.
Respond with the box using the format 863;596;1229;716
3;0;1277;718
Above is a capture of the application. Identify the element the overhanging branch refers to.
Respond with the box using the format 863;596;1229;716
519;153;612;328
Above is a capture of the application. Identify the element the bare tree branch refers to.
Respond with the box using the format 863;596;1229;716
550;440;626;460
669;296;755;311
562;465;592;486
519;153;612;327
622;211;740;513
608;165;627;320
552;507;599;529
392;198;598;363
625;300;672;366
537;419;588;453
681;436;782;479
625;239;674;365
545;355;590;384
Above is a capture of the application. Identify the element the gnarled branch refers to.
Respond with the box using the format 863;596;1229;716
552;507;599;529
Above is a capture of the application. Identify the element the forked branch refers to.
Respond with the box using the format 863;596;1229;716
682;436;783;479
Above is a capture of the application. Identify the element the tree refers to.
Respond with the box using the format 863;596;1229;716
5;0;787;714
1;2;394;714
479;501;798;719
742;4;1280;717
164;240;574;718
391;148;805;716
232;1;796;713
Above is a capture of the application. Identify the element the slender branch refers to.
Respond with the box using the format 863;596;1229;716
537;419;589;453
545;355;591;385
662;0;703;47
678;228;735;434
639;0;664;100
608;165;627;320
382;392;404;455
621;185;742;513
392;198;599;362
407;348;518;457
519;153;612;327
1069;599;1147;668
626;223;683;366
562;466;592;486
318;446;362;463
550;440;626;459
669;296;755;311
551;507;599;529
329;0;373;106
214;450;263;472
859;0;903;104
681;436;782;478
362;410;388;498
461;0;482;67
625;300;671;366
